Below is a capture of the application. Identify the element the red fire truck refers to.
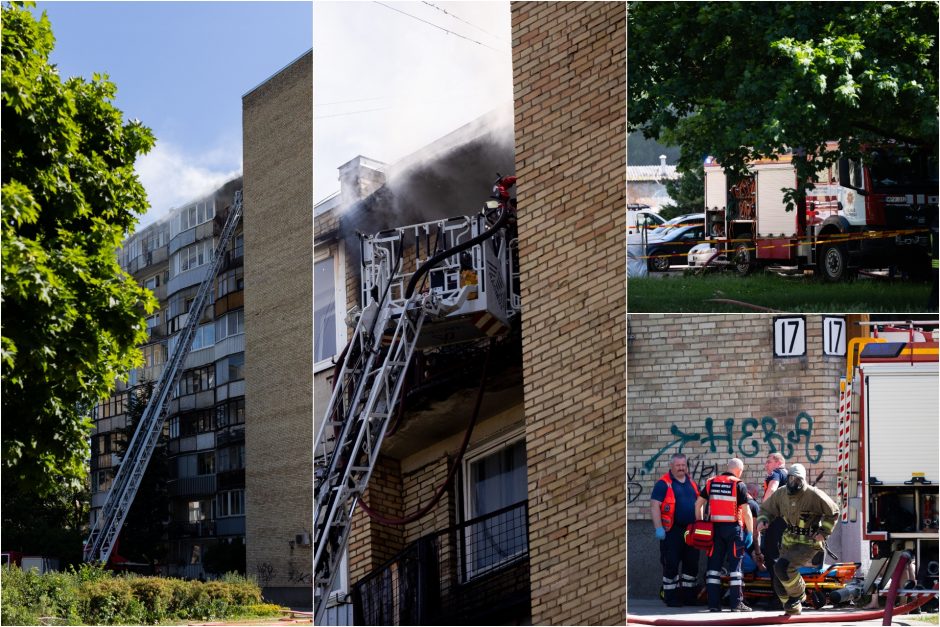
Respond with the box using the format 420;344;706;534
703;144;937;280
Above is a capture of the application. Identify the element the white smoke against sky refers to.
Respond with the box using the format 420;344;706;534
314;1;513;203
134;139;242;228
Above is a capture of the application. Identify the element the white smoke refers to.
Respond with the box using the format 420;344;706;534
134;140;241;228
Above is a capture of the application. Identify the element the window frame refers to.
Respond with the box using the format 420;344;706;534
460;426;528;582
314;244;347;373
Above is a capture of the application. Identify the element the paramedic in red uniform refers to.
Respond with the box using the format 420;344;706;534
650;453;702;607
695;458;754;612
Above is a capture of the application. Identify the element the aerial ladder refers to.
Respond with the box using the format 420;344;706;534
84;191;243;565
314;178;518;622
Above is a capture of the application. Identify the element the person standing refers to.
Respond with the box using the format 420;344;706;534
695;458;754;613
756;463;839;615
650;453;702;607
758;454;789;581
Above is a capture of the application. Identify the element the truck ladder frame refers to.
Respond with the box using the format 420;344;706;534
313;285;428;623
84;191;243;565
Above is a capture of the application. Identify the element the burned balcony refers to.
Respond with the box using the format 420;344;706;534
352;501;530;626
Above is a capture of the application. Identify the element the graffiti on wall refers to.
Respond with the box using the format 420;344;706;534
628;412;824;504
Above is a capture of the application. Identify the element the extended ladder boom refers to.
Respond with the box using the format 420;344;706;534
313;203;514;623
84;191;243;565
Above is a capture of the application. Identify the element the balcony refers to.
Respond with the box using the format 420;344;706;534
352;501;530;626
169;475;216;497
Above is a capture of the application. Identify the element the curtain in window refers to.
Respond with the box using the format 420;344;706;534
467;440;527;576
315;258;336;362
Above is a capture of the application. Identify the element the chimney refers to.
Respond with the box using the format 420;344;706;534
338;156;387;209
658;154;668;178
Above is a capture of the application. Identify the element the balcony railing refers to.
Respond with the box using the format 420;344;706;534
352;501;530;626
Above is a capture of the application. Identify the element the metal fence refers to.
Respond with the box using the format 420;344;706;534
352;501;530;625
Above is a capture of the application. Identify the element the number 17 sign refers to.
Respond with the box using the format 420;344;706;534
823;316;847;356
773;316;806;357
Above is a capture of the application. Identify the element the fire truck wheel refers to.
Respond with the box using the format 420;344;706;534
649;253;670;272
733;234;753;275
819;243;851;281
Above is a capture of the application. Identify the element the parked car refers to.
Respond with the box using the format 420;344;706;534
627;204;666;235
687;242;717;267
645;223;706;271
648;213;704;239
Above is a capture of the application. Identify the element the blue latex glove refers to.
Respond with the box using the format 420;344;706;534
744;531;753;548
655;527;666;541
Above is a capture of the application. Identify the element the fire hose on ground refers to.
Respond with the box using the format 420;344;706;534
625;552;936;626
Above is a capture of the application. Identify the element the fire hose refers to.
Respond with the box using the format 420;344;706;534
626;553;935;626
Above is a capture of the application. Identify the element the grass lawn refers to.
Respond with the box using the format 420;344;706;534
628;271;935;313
907;612;940;624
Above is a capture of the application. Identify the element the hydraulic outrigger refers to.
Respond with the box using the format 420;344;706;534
84;192;243;565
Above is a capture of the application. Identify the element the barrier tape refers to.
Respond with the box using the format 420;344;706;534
633;228;930;261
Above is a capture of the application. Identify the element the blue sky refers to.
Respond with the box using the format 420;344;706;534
33;1;312;228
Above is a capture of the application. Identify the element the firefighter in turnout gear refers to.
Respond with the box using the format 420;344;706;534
695;458;754;613
650;453;702;607
756;463;839;615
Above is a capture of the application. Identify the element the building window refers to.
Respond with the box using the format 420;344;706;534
92;469;114;493
188;499;210;523
191;323;215;351
177;366;214;397
173;239;213;275
142;343;166;368
97;392;128;419
226;353;245;382
231;234;244;259
462;434;528;580
179;410;214;437
215;309;244;342
143;274;160;291
315;257;337;363
216;398;245;428
168;416;180;439
197;451;215;475
216;489;245;518
178;200;215;233
217;444;245;472
217;266;244;298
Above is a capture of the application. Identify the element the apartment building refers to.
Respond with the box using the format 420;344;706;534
315;4;625;624
90;51;312;609
93;176;246;579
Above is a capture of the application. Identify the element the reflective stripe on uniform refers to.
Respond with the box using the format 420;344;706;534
662;575;678;590
705;569;722;585
711;514;738;522
729;571;743;587
681;574;697;588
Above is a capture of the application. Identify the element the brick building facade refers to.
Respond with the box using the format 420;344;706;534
511;2;626;624
626;314;869;600
242;50;313;607
315;2;626;624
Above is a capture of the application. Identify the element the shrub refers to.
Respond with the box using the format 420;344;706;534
80;578;146;625
0;566;274;625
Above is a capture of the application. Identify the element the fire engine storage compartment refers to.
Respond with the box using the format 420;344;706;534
860;344;939;588
360;212;518;350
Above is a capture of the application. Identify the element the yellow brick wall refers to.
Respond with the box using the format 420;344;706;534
242;51;313;604
626;314;866;518
511;2;626;624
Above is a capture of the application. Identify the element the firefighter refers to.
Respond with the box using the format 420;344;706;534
650;453;702;607
695;458;754;613
756;463;839;615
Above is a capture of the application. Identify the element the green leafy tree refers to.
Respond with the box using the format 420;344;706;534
1;2;157;496
628;1;938;207
0;471;89;568
660;162;705;220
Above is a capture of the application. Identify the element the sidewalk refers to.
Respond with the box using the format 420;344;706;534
626;597;938;627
